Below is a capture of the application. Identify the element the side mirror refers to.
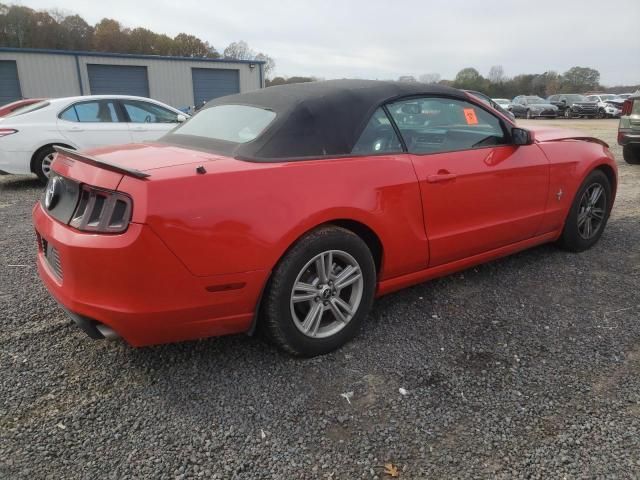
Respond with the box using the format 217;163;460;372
561;99;567;104
512;127;532;146
176;114;187;123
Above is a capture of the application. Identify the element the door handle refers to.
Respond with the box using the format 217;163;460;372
427;172;457;183
69;127;83;132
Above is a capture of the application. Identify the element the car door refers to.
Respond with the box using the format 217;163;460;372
513;97;526;117
119;99;182;143
386;96;549;267
57;99;133;149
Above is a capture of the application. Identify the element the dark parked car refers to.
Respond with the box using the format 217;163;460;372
463;90;515;120
548;94;599;119
510;96;559;119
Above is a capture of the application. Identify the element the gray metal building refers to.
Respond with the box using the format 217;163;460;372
0;48;265;109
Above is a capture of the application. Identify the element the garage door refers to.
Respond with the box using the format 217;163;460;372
192;68;240;105
87;64;150;97
0;61;22;105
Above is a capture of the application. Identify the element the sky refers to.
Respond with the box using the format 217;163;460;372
14;0;640;85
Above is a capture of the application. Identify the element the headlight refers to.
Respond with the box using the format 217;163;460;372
70;185;133;233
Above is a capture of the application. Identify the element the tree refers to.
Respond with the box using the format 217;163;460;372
2;5;36;47
255;52;275;79
171;33;217;57
453;67;487;91
561;66;600;92
93;18;127;52
223;40;254;60
418;73;440;84
488;65;505;84
59;14;93;50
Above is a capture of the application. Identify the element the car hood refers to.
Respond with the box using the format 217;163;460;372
528;126;609;147
528;103;557;109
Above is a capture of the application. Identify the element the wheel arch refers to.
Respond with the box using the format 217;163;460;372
593;163;617;208
248;218;384;336
30;142;76;174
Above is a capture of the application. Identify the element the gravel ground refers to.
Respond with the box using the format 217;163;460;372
1;118;639;479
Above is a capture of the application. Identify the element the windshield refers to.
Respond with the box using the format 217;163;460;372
172;105;276;143
494;99;510;105
5;101;50;118
525;97;547;104
600;94;619;100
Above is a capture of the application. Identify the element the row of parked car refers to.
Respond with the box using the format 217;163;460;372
492;93;635;119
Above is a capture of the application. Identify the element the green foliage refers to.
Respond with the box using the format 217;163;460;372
450;65;605;99
0;3;279;71
266;76;315;87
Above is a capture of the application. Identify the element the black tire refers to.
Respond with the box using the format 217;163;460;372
623;145;640;165
31;145;56;185
558;170;611;252
597;108;606;119
564;109;573;119
261;226;376;357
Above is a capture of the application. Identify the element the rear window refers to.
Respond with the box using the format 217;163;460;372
5;101;50;118
173;105;276;143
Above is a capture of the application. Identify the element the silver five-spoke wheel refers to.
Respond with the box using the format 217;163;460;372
290;250;363;339
41;152;55;178
577;183;606;240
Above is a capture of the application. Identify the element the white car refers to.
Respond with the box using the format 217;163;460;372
0;95;188;183
492;98;512;110
585;94;623;118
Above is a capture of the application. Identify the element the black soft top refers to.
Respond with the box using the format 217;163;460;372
161;79;467;161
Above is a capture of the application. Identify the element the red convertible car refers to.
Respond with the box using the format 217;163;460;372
33;80;617;356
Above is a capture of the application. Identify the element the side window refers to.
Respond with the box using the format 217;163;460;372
351;107;402;155
121;100;178;123
386;97;508;154
60;101;118;123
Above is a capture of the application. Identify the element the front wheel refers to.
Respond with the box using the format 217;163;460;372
597;108;606;119
564;109;573;119
261;226;376;356
558;170;611;252
623;145;640;165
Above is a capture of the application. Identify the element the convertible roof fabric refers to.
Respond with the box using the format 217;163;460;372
162;79;467;161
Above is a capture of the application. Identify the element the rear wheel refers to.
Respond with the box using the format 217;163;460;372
558;170;611;252
623;145;640;165
32;146;57;185
261;226;376;357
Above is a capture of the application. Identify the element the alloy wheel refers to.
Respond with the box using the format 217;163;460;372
290;250;364;339
577;183;606;240
41;153;55;178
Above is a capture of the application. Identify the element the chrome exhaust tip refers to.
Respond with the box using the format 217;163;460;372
96;324;120;340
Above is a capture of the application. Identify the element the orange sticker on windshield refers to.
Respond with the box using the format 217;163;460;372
463;108;478;125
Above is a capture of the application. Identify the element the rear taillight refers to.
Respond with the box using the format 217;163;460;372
0;128;18;137
69;185;132;233
621;99;633;116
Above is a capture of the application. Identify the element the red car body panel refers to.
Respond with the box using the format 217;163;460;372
0;98;45;117
33;100;618;348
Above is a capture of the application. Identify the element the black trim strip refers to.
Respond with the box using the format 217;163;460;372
53;146;150;179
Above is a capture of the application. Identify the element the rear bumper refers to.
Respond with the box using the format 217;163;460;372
32;202;268;346
618;130;640;146
0;149;32;175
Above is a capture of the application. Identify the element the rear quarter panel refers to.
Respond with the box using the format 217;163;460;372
534;140;617;234
118;155;428;280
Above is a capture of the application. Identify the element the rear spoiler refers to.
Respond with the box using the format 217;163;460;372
53;146;150;179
